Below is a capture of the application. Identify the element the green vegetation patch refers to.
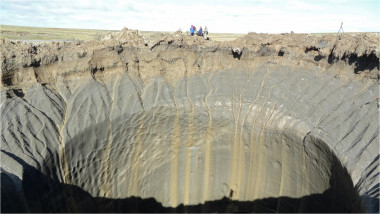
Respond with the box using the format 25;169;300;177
0;25;113;41
1;25;246;42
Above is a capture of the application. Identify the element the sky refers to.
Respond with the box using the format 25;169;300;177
0;0;379;34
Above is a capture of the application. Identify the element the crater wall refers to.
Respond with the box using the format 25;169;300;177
1;30;379;212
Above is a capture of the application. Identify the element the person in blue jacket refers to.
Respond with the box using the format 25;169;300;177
190;25;195;36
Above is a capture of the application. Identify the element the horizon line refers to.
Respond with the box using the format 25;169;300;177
1;24;380;35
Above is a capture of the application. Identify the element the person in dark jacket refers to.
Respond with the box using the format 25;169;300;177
196;26;203;36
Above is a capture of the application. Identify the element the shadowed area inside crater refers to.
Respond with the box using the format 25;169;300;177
1;148;363;213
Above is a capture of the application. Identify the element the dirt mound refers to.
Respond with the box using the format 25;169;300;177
230;32;379;63
100;27;146;46
2;30;378;70
1;29;379;89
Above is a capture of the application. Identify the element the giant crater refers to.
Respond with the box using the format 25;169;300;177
1;30;379;212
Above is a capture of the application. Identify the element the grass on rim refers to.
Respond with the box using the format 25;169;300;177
0;25;245;42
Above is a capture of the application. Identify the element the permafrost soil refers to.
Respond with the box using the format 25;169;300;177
1;29;379;212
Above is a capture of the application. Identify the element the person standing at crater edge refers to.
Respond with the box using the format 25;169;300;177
203;26;208;40
196;26;203;36
190;25;195;36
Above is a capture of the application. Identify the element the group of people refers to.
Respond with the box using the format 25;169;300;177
189;25;208;40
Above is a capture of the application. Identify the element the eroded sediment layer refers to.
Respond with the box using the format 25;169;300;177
1;29;379;212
